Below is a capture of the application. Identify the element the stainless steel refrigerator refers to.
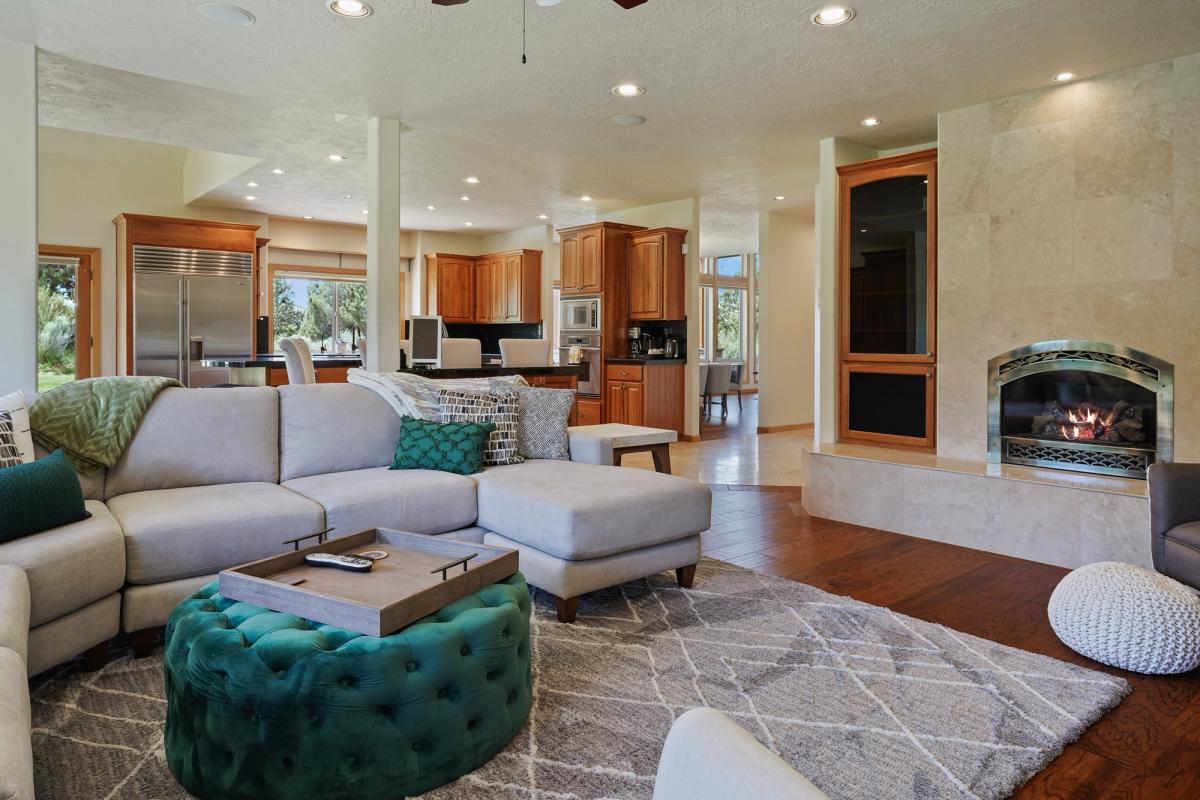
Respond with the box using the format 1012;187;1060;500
133;245;253;387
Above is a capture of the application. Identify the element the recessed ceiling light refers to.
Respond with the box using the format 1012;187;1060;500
198;3;256;26
427;205;436;211
246;181;258;187
536;0;563;5
244;195;257;201
860;228;868;233
861;117;881;127
580;195;593;202
328;154;345;162
611;83;646;97
328;0;373;18
303;215;313;219
272;168;285;175
1052;71;1076;82
460;195;470;201
811;6;855;26
774;195;786;201
361;209;368;215
343;194;353;199
463;176;481;184
465;222;474;227
538;214;548;220
612;115;646;126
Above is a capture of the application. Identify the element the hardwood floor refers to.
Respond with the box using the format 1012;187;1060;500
705;485;1200;800
701;390;757;440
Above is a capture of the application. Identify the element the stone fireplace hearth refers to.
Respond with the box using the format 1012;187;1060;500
987;341;1174;480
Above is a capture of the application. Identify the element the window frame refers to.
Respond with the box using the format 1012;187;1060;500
37;245;100;390
268;263;368;354
698;254;757;386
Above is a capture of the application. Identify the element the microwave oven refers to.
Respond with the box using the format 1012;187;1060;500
560;295;600;332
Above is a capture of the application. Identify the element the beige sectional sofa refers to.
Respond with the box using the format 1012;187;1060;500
0;382;711;674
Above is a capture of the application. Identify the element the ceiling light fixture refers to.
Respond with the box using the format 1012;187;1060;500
244;195;257;201
272;168;285;175
361;209;369;215
198;3;256;26
811;6;855;26
460;195;470;201
538;214;548;220
463;176;481;184
1052;71;1076;82
465;222;474;227
774;195;786;201
427;205;436;211
343;194;353;199
246;181;258;187
328;0;373;18
611;83;646;97
861;117;881;127
612;115;646;126
303;215;313;219
580;195;593;202
328;154;345;162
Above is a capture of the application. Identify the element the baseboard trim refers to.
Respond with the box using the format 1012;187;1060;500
756;422;814;434
679;434;702;443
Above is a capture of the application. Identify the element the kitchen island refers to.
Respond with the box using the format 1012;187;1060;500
200;354;362;386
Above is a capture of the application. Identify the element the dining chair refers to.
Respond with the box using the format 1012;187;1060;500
705;363;734;419
440;338;483;368
500;338;552;367
357;338;368;367
279;337;316;385
729;362;743;412
698;363;710;418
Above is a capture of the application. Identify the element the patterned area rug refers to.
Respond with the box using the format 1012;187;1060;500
30;559;1129;800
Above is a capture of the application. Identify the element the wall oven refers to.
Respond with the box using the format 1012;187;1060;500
559;333;601;396
561;295;600;333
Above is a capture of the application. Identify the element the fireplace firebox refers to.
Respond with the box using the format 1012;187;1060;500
987;341;1174;480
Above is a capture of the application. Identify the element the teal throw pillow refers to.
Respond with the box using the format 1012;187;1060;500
0;449;90;543
390;416;496;476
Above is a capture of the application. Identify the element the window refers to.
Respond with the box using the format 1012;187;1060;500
697;255;756;384
36;252;93;392
715;255;743;278
716;287;744;360
272;272;367;354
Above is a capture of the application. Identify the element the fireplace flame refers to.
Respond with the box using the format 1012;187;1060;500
1058;404;1117;441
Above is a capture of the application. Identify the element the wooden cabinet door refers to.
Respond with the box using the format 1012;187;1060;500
489;257;505;320
606;381;626;424
504;254;522;321
576;397;602;426
440;257;475;322
474;259;490;322
629;233;664;320
580;230;602;293
560;233;581;293
624;382;644;426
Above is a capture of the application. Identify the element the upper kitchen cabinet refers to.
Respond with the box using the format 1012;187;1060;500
629;227;687;321
557;221;645;295
425;253;476;323
471;250;541;323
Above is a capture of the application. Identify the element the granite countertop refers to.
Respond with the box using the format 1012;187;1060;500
606;357;687;364
399;364;589;380
200;354;362;368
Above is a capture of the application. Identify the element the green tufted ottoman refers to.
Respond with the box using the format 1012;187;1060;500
163;573;532;800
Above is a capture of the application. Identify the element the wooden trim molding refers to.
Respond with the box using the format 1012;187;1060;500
39;244;101;379
679;433;702;443
756;422;814;434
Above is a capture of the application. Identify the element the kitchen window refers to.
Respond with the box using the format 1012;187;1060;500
270;268;368;354
698;254;757;386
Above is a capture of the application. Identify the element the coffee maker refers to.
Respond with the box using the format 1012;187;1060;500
627;326;644;357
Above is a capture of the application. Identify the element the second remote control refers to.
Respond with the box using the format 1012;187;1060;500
304;553;374;573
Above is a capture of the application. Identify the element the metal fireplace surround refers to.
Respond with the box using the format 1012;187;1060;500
987;340;1174;480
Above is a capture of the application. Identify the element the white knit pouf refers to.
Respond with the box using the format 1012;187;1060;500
1048;561;1200;674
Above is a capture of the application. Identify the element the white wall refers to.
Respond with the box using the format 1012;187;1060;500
758;211;815;430
0;39;38;395
601;198;702;438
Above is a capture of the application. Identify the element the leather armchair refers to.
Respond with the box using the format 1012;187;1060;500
1148;463;1200;589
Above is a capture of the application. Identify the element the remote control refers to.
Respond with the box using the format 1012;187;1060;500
304;553;374;573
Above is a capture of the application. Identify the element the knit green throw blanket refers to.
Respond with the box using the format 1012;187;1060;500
30;376;181;472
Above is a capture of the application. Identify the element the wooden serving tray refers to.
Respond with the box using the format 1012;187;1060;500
218;529;519;637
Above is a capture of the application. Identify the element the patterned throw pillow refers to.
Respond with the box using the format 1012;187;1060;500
438;389;524;466
0;412;22;469
490;380;575;461
0;391;33;464
0;449;90;543
390;417;495;476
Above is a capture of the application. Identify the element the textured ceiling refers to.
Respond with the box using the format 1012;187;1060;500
13;0;1200;254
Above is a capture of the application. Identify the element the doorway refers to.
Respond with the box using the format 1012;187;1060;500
37;246;98;392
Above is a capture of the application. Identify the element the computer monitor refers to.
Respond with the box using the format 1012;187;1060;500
410;316;443;366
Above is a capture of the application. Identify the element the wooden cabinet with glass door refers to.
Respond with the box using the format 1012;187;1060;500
837;148;937;450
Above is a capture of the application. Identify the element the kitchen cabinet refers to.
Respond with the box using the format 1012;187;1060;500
576;397;602;426
557;221;645;296
425;253;476;323
629;227;687;321
603;361;684;433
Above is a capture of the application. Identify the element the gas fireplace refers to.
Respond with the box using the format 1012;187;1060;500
987;341;1174;479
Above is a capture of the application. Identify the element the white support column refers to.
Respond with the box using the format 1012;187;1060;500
0;39;38;394
758;211;815;431
367;117;402;372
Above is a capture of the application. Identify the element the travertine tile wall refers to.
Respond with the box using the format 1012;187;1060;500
937;54;1200;462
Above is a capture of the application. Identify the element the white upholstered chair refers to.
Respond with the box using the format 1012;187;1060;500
440;338;483;368
500;338;552;367
653;708;829;800
279;337;316;385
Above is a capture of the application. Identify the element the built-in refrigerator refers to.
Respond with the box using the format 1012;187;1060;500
133;245;253;387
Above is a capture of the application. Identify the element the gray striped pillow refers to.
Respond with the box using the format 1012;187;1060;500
0;411;23;469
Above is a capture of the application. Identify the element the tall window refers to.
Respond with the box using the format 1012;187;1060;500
36;252;93;392
698;254;756;385
272;272;367;353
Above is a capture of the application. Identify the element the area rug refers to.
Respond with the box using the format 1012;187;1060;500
29;559;1129;800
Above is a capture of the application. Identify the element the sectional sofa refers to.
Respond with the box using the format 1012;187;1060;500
1;383;712;676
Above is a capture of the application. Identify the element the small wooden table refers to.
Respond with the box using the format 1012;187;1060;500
570;423;678;474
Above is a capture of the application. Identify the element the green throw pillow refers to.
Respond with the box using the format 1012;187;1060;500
0;449;90;543
390;416;496;476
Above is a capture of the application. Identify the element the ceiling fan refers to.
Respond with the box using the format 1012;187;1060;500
432;0;648;7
